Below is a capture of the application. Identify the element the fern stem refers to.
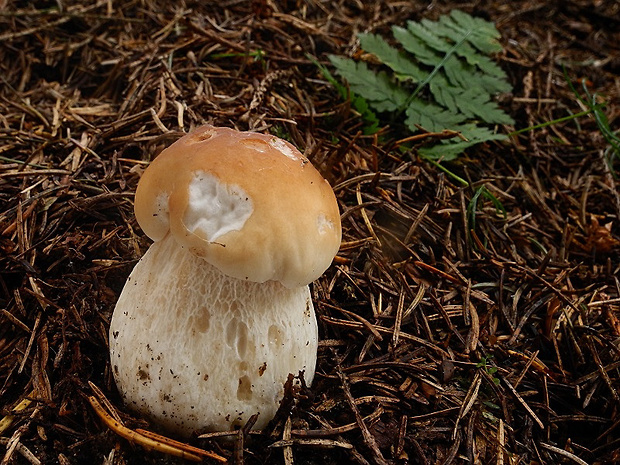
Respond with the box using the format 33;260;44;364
419;155;469;187
563;67;619;162
398;31;472;115
507;106;605;137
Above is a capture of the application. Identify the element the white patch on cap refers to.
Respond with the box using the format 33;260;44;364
146;192;171;239
241;139;269;153
184;171;253;242
317;213;334;235
155;192;170;222
269;137;298;161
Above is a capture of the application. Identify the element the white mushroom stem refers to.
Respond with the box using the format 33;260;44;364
109;234;318;435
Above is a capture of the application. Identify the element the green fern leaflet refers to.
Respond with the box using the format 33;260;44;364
328;9;514;160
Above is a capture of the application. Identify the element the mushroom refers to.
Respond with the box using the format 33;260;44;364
109;125;341;435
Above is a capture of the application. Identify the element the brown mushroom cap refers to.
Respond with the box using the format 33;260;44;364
134;125;341;288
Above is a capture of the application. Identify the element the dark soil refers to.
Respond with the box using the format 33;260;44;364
1;1;619;464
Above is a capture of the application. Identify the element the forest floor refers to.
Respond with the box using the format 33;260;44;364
1;1;620;464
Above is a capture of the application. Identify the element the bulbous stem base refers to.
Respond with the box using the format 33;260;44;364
109;234;318;435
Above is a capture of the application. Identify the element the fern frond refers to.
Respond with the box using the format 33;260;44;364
405;99;467;133
358;33;426;82
429;77;514;124
392;25;440;68
452;42;508;81
440;10;503;54
328;55;408;112
435;11;507;80
442;55;472;89
325;9;514;159
475;66;512;93
310;54;381;134
419;125;506;161
351;95;381;134
394;24;509;91
405;20;451;55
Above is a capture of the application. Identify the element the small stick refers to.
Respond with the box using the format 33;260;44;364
414;260;463;284
87;396;226;463
270;438;353;449
292;406;383;437
0;437;41;465
234;413;259;465
452;372;481;440
356;183;381;247
1;428;23;465
0;391;34;435
497;419;505;465
336;364;388;465
392;290;405;347
88;382;123;425
539;442;590;465
501;376;544;429
282;417;294;465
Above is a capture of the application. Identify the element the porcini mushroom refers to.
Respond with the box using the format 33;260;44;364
109;125;341;435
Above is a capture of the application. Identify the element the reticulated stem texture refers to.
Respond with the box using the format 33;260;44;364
109;234;318;435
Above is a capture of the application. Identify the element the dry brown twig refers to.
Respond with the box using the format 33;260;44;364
86;386;227;463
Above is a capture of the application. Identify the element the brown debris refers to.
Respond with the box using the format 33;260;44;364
1;0;620;464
